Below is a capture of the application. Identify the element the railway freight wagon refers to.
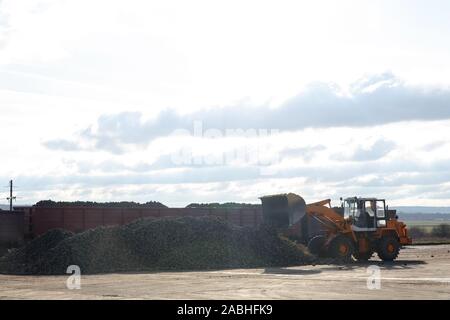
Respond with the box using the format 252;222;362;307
0;211;25;255
6;204;329;240
0;211;24;243
26;206;265;237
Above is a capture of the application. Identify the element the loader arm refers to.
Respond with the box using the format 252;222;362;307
304;201;350;234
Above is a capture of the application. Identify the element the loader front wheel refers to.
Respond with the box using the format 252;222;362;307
307;235;326;256
328;236;355;262
377;235;400;261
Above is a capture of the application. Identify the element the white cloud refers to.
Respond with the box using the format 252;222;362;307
43;74;450;154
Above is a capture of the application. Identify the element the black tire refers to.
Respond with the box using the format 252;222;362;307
377;235;400;261
307;235;326;256
353;250;374;262
328;236;355;262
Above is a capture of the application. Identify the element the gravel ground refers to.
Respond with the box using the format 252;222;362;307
0;244;449;299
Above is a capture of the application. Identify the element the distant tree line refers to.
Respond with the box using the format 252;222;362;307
185;202;260;209
33;200;260;209
34;200;168;208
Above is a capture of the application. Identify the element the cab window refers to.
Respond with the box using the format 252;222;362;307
344;200;358;219
376;201;385;217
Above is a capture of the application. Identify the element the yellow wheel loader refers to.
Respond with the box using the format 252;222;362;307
260;193;412;262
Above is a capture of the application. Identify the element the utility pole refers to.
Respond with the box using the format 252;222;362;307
7;180;16;212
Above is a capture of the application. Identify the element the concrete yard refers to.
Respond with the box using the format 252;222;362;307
1;244;449;300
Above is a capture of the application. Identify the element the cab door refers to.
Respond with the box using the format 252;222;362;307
363;200;376;228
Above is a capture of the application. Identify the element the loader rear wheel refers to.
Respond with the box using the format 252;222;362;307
377;236;400;261
307;235;326;256
328;236;355;262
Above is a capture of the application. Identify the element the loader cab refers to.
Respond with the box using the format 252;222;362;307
344;197;387;231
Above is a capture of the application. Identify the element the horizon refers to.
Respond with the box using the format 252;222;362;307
3;201;450;211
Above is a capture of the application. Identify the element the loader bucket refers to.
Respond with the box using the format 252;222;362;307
259;193;306;228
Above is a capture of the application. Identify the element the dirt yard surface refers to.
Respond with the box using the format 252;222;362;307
1;244;449;300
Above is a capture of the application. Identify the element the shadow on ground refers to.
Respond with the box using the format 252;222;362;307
319;260;426;271
263;267;322;275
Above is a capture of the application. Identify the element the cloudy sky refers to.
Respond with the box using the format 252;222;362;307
1;0;450;206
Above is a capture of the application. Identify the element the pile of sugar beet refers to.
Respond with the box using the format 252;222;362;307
0;216;315;275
